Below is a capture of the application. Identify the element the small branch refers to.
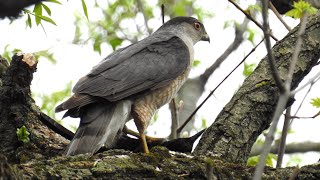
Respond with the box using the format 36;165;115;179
276;106;291;168
269;1;292;31
250;141;320;156
137;0;152;35
285;13;309;87
177;39;264;134
253;11;309;180
261;0;286;93
161;4;165;24
169;98;179;139
291;69;320;95
227;0;279;41
200;17;249;82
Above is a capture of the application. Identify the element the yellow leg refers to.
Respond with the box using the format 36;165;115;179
123;126;164;143
140;132;149;153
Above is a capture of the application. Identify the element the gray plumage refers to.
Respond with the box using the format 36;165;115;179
55;16;209;156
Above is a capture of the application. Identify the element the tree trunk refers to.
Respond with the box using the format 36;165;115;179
1;13;320;179
194;12;320;163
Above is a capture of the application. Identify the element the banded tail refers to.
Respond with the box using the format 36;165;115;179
56;99;131;156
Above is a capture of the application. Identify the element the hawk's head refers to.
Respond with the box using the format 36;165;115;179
156;16;210;44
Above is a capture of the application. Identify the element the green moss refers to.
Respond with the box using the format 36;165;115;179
255;81;268;87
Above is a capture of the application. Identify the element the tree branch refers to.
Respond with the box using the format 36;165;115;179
250;141;320;156
194;12;320;164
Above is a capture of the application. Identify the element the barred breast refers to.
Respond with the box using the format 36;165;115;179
132;66;191;130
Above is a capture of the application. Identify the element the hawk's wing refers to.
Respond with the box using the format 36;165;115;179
73;33;190;101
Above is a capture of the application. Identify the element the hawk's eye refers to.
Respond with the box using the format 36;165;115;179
194;22;201;31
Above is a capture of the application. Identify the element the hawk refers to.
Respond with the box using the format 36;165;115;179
56;16;210;155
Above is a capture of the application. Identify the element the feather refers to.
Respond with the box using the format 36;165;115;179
64;100;131;156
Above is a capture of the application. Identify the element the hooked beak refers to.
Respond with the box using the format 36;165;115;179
201;33;210;43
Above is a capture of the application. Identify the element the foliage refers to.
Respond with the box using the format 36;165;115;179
35;82;72;120
192;60;201;67
243;62;256;77
1;45;56;64
285;0;317;19
16;125;30;144
72;0;213;54
286;154;303;167
310;97;320;108
81;0;89;20
23;2;59;29
247;153;277;167
1;45;21;62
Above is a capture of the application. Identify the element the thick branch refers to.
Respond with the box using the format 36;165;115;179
4;147;320;179
194;13;320;163
250;141;320;156
0;53;68;163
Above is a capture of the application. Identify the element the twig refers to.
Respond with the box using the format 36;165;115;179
286;13;308;87
261;0;286;93
291;71;320;95
253;11;309;180
136;0;152;35
161;4;165;24
201;17;249;82
269;1;292;31
227;0;278;41
276;106;291;168
169;98;179;139
250;141;320;156
177;39;264;134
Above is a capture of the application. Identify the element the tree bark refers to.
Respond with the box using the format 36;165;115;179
194;13;320;164
0;53;67;163
4;147;320;179
1;13;320;180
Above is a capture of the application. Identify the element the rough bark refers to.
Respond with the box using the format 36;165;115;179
0;53;68;163
1;13;320;180
194;13;320;163
3;147;320;179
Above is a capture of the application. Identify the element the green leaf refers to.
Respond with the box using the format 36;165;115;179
34;49;56;64
243;62;256;77
285;0;318;19
37;82;72;119
41;3;51;16
247;155;259;166
201;117;207;129
192;60;201;67
81;0;89;19
33;3;42;25
93;36;102;54
34;14;57;26
310;97;320;108
27;14;32;28
246;29;256;44
16;125;30;144
47;0;62;5
265;153;277;167
109;37;123;50
247;154;277;167
223;20;234;29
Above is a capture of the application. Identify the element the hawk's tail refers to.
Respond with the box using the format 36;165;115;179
64;100;132;156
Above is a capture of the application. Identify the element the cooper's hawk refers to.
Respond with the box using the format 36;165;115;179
56;16;210;156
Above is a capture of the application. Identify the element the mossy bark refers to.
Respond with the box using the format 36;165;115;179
1;13;320;179
0;53;67;163
194;13;320;164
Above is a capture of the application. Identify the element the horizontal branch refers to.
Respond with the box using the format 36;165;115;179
250;141;320;156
